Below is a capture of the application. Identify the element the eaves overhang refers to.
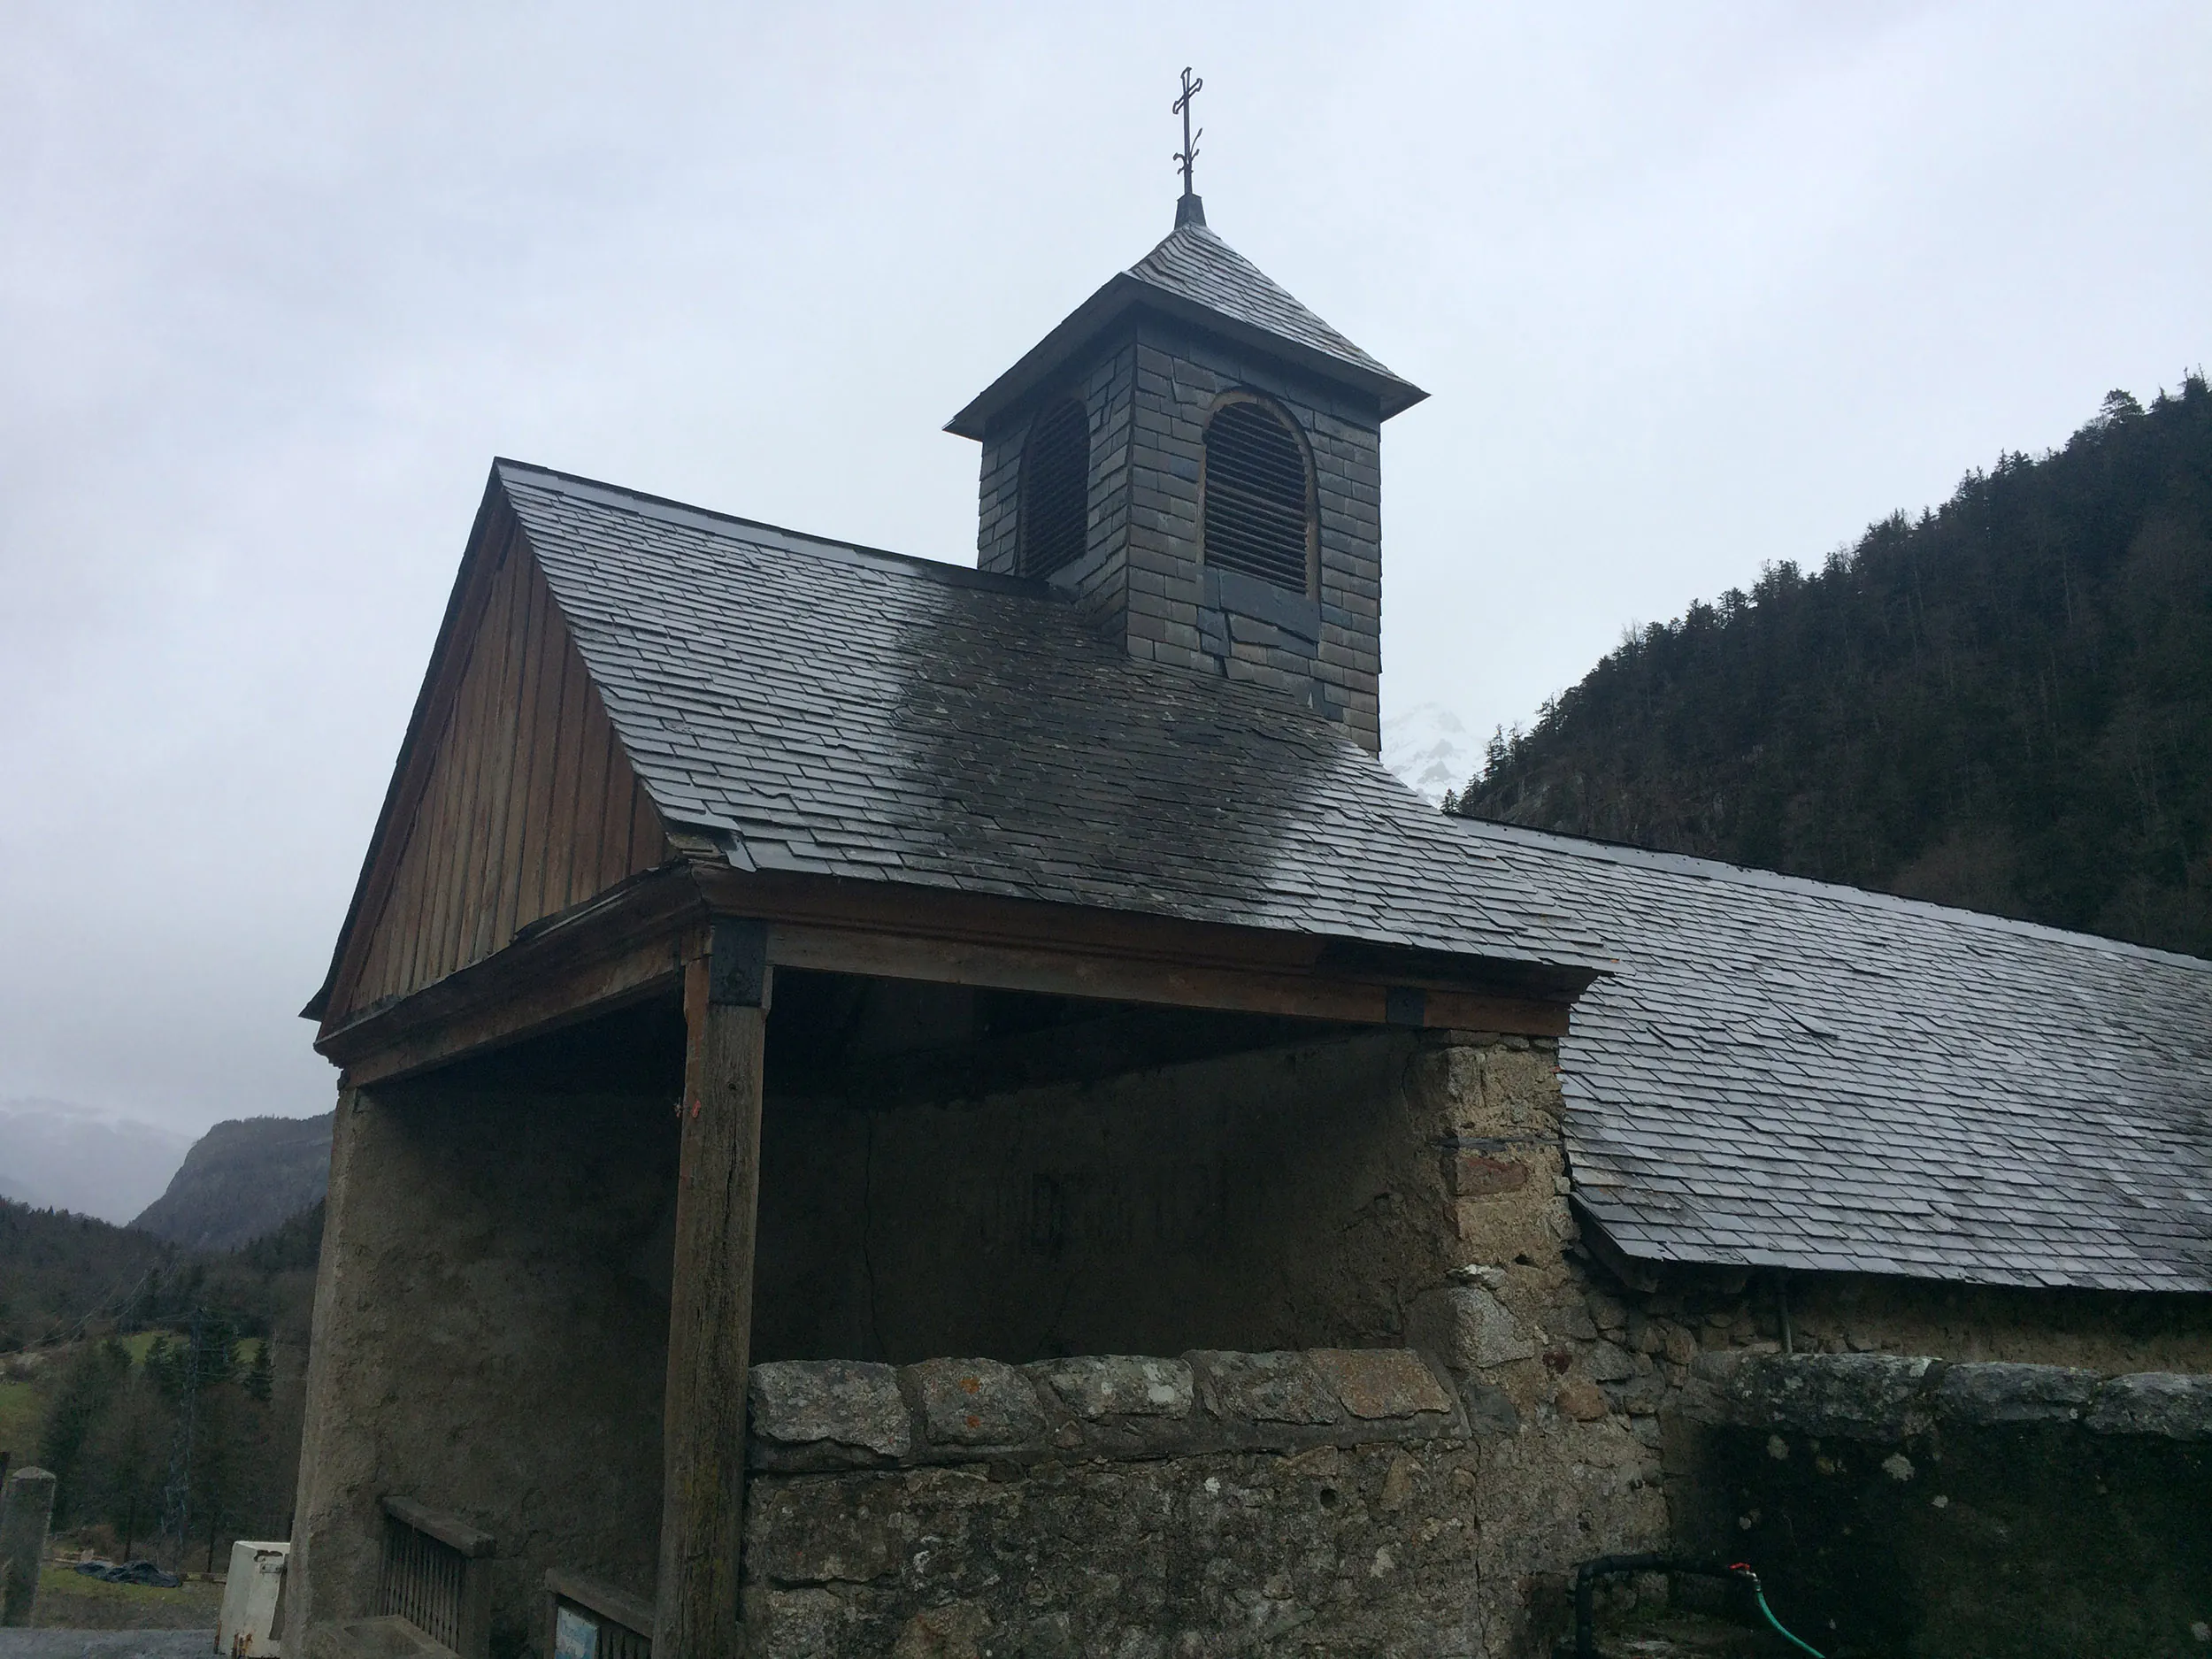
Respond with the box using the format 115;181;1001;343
946;271;1429;441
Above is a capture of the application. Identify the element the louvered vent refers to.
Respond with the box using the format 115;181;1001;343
1202;401;1311;593
1019;399;1090;578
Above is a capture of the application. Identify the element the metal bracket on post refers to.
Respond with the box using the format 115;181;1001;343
707;918;772;1010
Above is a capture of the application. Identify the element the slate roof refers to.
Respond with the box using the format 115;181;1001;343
498;459;2212;1296
1477;823;2212;1295
499;463;1601;980
1125;222;1403;389
946;219;1425;436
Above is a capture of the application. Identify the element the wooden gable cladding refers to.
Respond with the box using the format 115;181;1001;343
328;529;667;1024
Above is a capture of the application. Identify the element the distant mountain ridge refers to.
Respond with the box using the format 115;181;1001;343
0;1099;194;1223
1383;702;1479;803
1455;378;2212;959
131;1113;334;1253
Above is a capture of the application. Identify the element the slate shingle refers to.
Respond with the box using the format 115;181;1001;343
500;460;2212;1297
502;463;1605;976
1488;822;2212;1295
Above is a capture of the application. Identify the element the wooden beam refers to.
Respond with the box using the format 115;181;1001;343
655;920;769;1659
320;865;702;1087
764;921;1571;1036
319;855;1587;1088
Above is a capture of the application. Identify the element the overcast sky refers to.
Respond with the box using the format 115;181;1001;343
4;2;2206;1138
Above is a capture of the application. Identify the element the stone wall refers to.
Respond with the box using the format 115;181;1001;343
739;1347;1663;1657
287;1071;676;1656
1663;1352;2212;1657
750;1029;1466;1365
740;1032;1681;1656
1525;1230;2212;1472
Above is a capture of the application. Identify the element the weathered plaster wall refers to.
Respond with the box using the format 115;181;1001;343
287;1074;676;1656
751;1029;1464;1365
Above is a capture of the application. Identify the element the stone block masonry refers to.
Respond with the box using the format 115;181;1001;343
741;1347;1665;1657
1;1465;57;1627
1664;1353;2212;1657
747;1348;1465;1476
736;1029;1681;1657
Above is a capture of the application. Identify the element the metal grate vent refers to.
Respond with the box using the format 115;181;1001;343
1019;399;1090;579
380;1513;466;1652
1202;401;1311;594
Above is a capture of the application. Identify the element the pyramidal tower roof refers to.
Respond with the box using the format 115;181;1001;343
948;208;1426;438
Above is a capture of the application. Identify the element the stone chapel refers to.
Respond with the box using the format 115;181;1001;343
288;176;2212;1659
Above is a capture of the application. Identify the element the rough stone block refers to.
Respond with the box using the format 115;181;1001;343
906;1358;1048;1448
746;1475;909;1586
1701;1352;1934;1438
1442;1150;1531;1203
1407;1285;1537;1372
1933;1362;2100;1425
1609;1370;1670;1416
1555;1381;1609;1422
1188;1350;1340;1425
1457;1379;1522;1438
0;1464;58;1628
1027;1356;1193;1421
2085;1371;2212;1439
1584;1340;1639;1384
1547;1301;1600;1342
751;1360;912;1459
1308;1349;1454;1420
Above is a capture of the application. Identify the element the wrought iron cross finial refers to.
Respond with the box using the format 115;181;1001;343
1172;66;1203;198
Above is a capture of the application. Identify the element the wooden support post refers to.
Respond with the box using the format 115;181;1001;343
653;918;770;1659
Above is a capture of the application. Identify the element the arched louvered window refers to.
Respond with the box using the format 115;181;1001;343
1202;397;1314;595
1019;398;1090;578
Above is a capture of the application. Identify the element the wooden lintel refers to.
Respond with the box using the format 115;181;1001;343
323;856;1582;1086
764;921;1570;1036
324;864;704;1087
691;864;1334;974
689;865;1587;1030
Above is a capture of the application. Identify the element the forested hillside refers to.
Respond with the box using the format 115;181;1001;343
1;1197;322;1568
1453;377;2212;958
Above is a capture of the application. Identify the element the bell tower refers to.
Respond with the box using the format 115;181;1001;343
946;151;1425;755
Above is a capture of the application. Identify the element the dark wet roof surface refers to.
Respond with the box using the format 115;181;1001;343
946;219;1425;436
502;463;1605;976
1486;823;2212;1294
502;461;2212;1295
1125;223;1404;386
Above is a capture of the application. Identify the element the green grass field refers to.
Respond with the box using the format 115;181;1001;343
0;1376;42;1460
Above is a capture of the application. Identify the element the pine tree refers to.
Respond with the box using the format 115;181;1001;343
244;1340;273;1405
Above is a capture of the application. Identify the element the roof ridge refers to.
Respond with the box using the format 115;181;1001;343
494;458;1053;599
1450;813;2212;972
1124;221;1394;376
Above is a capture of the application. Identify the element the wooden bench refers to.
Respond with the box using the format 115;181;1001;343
372;1496;495;1659
545;1569;652;1659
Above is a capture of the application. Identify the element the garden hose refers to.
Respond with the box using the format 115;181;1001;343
1568;1553;1824;1659
1730;1562;1824;1657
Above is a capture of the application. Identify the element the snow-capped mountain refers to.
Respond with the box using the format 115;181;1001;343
1381;701;1480;804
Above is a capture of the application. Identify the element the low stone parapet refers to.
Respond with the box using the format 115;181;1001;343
1685;1350;2212;1440
1667;1353;2212;1655
748;1348;1465;1473
736;1347;1678;1656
